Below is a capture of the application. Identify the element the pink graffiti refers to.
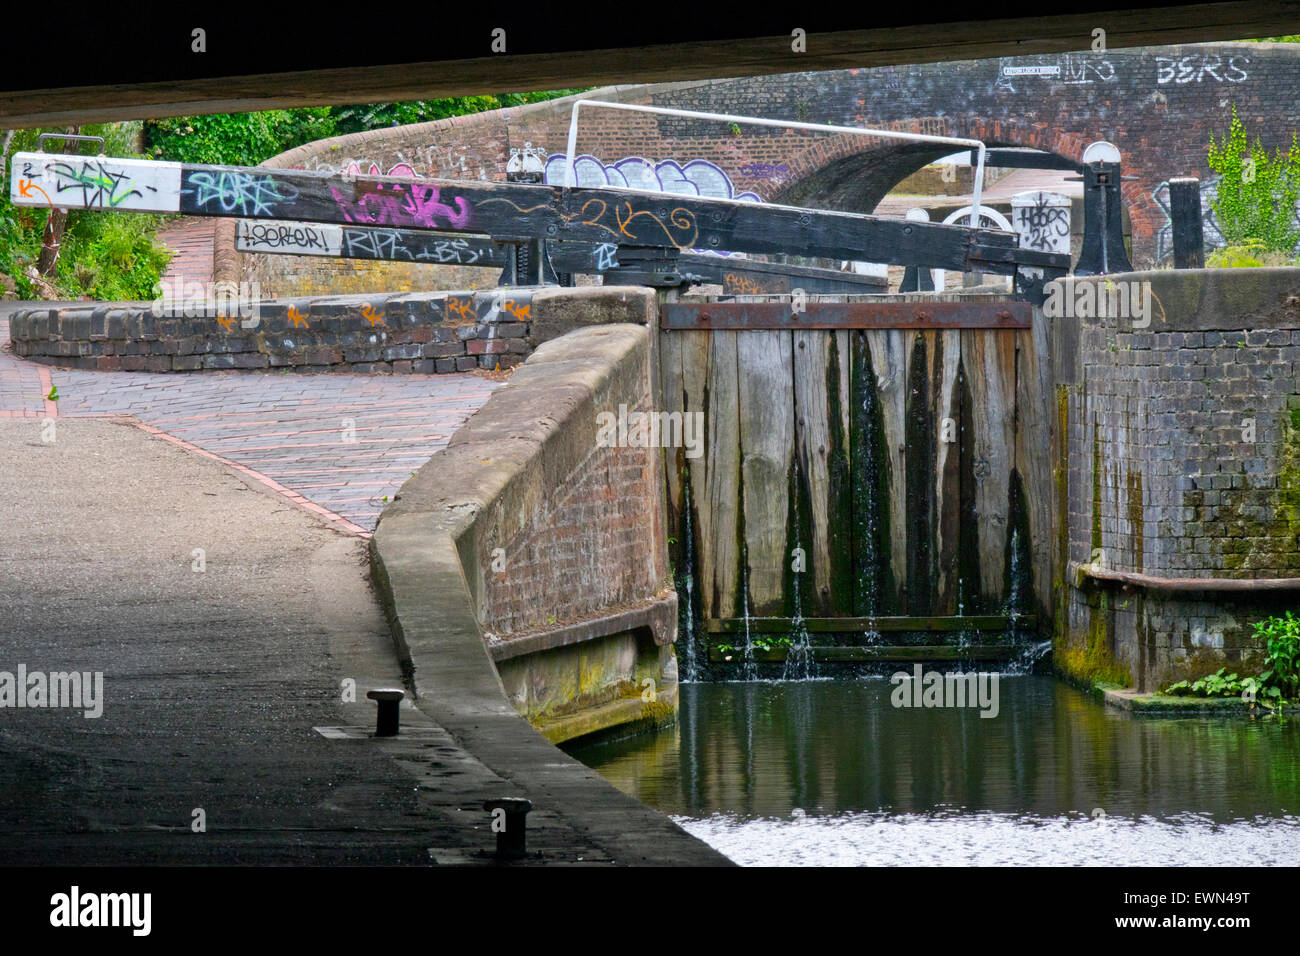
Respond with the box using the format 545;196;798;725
345;161;418;178
330;182;473;230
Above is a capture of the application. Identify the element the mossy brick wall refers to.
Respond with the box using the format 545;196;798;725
449;323;670;642
373;316;675;740
5;287;653;375
223;40;1300;294
1052;268;1300;691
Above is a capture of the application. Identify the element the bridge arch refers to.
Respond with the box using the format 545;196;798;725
769;122;1086;216
219;41;1300;294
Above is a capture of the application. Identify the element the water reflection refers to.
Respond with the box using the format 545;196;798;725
568;677;1300;865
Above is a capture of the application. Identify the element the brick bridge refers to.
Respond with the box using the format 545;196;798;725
222;40;1300;293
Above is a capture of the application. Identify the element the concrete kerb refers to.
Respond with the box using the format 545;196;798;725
368;322;728;864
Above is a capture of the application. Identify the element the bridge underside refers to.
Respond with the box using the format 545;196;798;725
1;3;1298;127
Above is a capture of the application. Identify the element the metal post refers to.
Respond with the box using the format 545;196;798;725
1075;161;1133;276
366;688;404;737
483;798;533;859
1169;177;1204;269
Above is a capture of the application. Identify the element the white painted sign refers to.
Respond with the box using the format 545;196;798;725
236;219;343;256
9;152;181;212
1003;65;1061;77
1011;190;1072;256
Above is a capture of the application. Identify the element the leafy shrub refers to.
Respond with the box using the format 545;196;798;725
1205;239;1299;268
57;213;173;301
1162;613;1300;705
1255;611;1300;700
1164;668;1253;698
145;109;337;166
144;91;589;167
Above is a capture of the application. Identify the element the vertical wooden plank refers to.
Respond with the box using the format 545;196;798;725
793;330;835;615
657;329;685;523
961;329;1018;602
864;329;909;608
737;329;795;616
903;331;931;615
702;330;741;620
1016;319;1055;623
932;329;963;615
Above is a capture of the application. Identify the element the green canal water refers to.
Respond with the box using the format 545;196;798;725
567;676;1300;866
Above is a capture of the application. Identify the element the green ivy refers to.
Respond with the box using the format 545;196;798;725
1206;104;1300;253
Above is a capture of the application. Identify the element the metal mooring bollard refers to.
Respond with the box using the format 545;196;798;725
366;688;404;737
483;797;533;859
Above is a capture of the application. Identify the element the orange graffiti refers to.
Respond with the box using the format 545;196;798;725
723;273;768;296
215;315;237;332
447;297;475;322
287;305;310;328
502;299;530;321
17;179;53;208
360;304;386;327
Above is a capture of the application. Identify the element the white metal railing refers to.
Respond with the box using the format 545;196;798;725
563;100;988;227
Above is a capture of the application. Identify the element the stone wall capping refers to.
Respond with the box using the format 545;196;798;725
7;286;652;377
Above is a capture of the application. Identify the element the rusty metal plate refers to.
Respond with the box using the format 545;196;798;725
661;300;1031;330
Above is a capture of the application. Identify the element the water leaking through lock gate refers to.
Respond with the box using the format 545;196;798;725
658;293;1054;681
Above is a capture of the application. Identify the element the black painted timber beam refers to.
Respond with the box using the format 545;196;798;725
232;221;889;292
705;615;1037;633
11;153;1069;283
662;301;1032;330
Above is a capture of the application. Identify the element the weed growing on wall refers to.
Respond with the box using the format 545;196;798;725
1206;104;1300;253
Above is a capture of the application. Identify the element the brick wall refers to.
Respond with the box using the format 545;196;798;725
226;40;1300;293
1053;268;1300;691
6;287;656;375
372;307;677;741
474;391;665;639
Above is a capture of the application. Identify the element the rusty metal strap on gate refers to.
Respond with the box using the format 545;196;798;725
660;300;1032;330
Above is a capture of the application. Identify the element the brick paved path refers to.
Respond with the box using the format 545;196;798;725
0;315;499;533
157;218;217;287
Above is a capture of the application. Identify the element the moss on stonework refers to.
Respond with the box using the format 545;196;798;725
1055;386;1071;639
1055;592;1133;686
1126;468;1144;573
1201;404;1300;574
1091;421;1103;556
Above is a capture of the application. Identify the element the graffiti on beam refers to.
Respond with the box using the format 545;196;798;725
993;54;1116;92
723;272;776;295
1155;54;1249;84
184;171;297;216
45;158;143;208
565;197;699;250
594;242;619;270
543;154;763;203
341;228;491;264
330;182;473;230
543;154;754;256
238;220;342;255
11;154;182;213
